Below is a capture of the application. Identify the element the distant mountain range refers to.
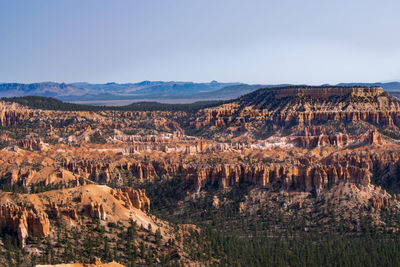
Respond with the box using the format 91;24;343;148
1;81;400;104
0;81;241;101
335;82;400;91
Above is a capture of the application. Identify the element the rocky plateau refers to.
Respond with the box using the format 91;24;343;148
2;86;400;266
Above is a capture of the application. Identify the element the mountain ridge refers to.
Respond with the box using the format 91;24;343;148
1;81;400;104
0;81;241;101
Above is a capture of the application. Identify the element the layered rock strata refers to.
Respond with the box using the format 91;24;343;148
0;204;50;247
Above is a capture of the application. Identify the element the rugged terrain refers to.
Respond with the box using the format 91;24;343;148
2;86;400;266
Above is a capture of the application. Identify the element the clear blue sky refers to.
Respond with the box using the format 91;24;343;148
0;0;399;84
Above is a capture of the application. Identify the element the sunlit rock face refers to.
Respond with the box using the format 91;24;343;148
1;86;400;254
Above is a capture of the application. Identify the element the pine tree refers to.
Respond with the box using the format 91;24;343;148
103;239;110;262
155;228;162;246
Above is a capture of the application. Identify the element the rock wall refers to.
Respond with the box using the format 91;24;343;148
191;86;400;132
111;188;150;211
62;154;400;194
0;204;50;247
293;129;384;148
0;102;34;127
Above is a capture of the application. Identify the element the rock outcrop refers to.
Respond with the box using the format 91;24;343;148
191;86;400;138
0;184;154;249
0;102;34;127
18;137;47;151
0;203;50;247
88;202;107;220
111;188;150;211
369;195;390;210
60;154;383;193
293;129;384;148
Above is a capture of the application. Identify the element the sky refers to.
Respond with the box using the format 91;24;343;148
0;0;399;85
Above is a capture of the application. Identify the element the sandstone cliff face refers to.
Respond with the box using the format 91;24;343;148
7;87;400;265
0;102;34;127
190;86;400;138
60;154;382;194
0;203;50;247
369;195;390;210
56;136;400;202
0;184;153;248
293;133;351;148
56;186;152;221
273;86;384;99
111;188;150;211
88;202;107;220
18;137;47;151
178;162;371;193
293;129;384;148
49;201;78;220
1;87;400;219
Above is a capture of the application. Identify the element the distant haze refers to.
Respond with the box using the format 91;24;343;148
0;0;399;85
1;81;400;105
